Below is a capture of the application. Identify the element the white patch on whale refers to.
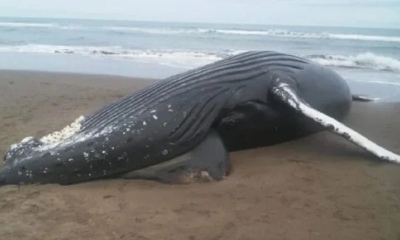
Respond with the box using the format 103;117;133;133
40;116;85;145
34;121;116;153
5;136;44;164
7;136;35;153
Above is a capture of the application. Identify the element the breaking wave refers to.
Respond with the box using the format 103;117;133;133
352;80;400;87
0;44;240;68
1;20;399;43
102;26;208;35
306;52;400;72
210;29;400;42
0;44;399;71
105;26;400;43
0;21;84;30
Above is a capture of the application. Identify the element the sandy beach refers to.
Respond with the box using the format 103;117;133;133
0;70;399;240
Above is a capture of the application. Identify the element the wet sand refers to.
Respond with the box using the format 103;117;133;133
0;70;399;240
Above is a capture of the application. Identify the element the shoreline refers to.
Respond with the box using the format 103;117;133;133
0;69;158;83
0;69;400;240
3;67;400;103
0;52;188;79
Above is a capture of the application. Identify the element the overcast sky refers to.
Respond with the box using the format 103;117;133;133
0;0;399;28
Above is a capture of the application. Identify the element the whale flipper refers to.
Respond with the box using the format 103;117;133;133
120;130;230;184
271;81;400;163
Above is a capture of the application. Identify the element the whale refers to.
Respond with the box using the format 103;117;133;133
1;50;399;186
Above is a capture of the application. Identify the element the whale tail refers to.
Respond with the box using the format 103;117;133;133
352;94;379;102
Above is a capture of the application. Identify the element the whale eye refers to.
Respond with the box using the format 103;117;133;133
126;138;132;143
87;142;94;147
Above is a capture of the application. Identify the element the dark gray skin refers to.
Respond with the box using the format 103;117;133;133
0;51;369;186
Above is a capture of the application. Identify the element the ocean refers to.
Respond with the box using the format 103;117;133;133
0;17;399;101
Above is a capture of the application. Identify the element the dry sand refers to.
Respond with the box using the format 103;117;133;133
0;70;399;240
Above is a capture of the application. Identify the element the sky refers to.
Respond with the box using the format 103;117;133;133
0;0;399;28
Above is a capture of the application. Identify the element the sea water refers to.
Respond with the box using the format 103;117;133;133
0;17;399;100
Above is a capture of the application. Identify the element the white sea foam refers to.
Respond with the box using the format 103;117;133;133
1;20;399;43
330;34;400;42
103;26;400;43
103;26;206;35
0;44;124;55
221;29;400;42
306;52;400;72
215;29;400;42
215;29;330;39
0;22;57;28
352;80;400;87
0;44;240;68
117;49;233;68
0;44;398;72
0;21;84;30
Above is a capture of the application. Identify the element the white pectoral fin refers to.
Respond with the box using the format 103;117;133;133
271;82;400;163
